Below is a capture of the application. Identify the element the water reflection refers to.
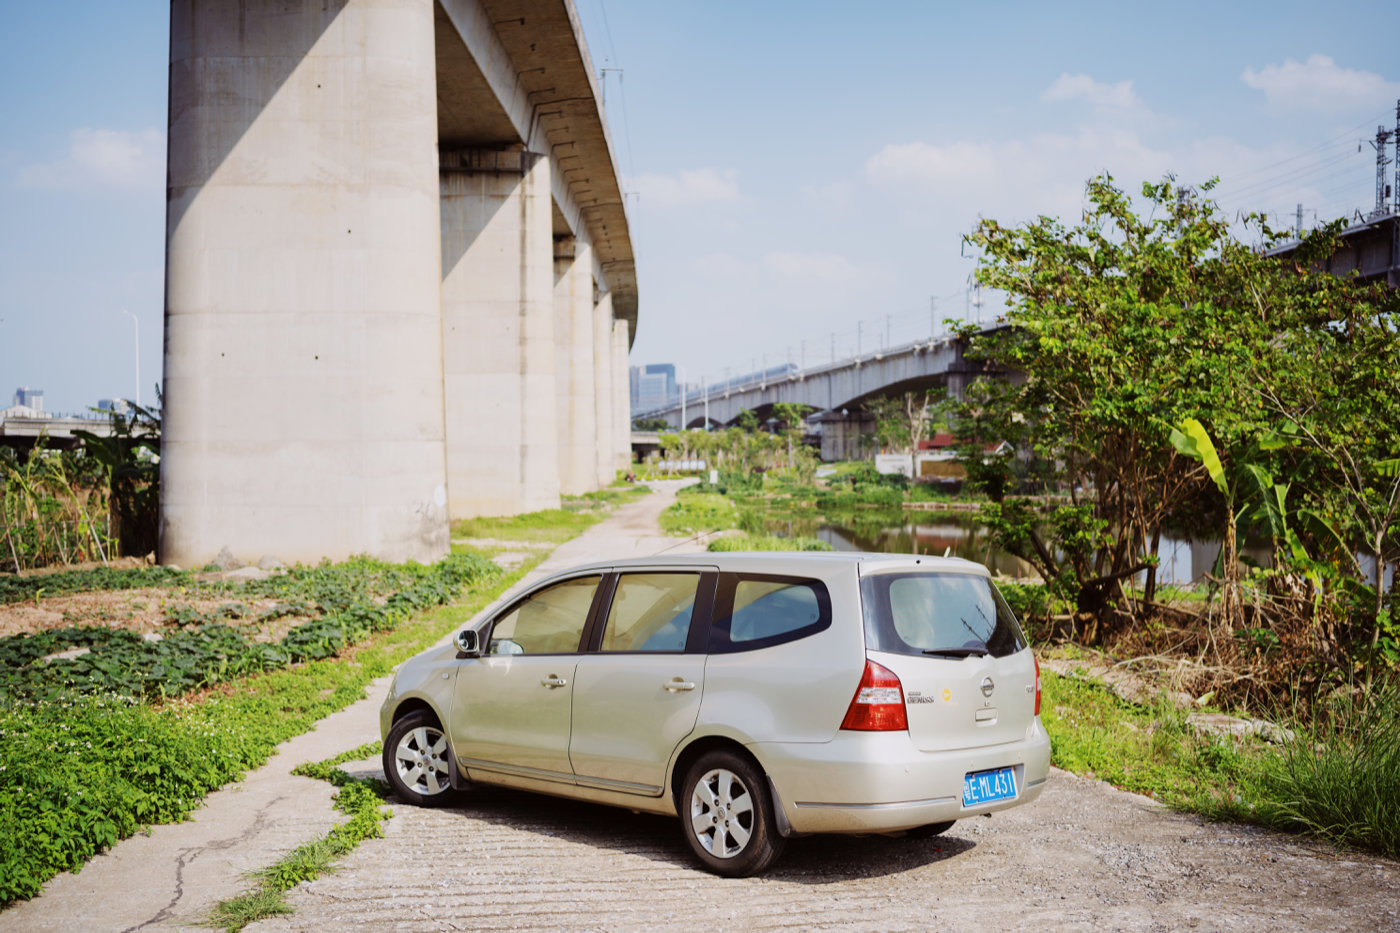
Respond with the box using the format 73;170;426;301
768;509;1264;586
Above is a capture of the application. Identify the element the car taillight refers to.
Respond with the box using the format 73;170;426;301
840;659;907;731
1033;653;1042;717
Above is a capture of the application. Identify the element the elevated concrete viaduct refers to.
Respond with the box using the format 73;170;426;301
635;333;998;433
162;0;635;567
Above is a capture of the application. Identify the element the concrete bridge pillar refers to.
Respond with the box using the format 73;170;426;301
440;148;561;517
593;290;616;487
161;0;449;567
553;235;598;496
612;318;631;470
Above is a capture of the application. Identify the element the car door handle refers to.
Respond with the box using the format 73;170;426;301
664;679;696;692
540;676;568;688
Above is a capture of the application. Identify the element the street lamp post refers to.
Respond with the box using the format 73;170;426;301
121;310;140;408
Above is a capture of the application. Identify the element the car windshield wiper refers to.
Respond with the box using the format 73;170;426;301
921;646;988;659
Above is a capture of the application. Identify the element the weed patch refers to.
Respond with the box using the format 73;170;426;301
1042;666;1400;861
0;559;522;907
208;741;391;932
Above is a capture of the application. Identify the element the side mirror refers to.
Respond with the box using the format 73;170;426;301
453;629;481;657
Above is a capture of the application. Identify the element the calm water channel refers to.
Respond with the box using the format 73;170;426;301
762;509;1254;585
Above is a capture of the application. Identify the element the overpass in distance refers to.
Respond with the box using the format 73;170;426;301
633;329;1005;458
162;0;635;568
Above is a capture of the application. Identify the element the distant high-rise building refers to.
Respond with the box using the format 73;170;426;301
636;372;669;410
644;363;677;403
12;387;43;412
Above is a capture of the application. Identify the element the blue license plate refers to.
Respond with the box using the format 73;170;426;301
963;766;1017;807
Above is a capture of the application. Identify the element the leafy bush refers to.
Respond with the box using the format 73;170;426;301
996;581;1052;636
708;534;832;552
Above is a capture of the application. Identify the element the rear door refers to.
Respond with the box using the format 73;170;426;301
859;569;1036;752
568;570;715;794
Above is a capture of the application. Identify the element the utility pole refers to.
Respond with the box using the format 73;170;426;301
884;313;891;349
857;321;863;356
1296;203;1304;239
1394;98;1400;216
800;339;806;370
702;374;709;430
929;296;937;338
1369;122;1394;217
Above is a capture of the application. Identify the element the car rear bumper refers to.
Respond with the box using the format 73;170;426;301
751;719;1051;834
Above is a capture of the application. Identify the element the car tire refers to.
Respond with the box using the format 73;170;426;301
383;710;457;807
680;750;785;877
905;820;956;839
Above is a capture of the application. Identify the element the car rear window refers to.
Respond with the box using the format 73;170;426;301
708;573;831;653
860;572;1026;658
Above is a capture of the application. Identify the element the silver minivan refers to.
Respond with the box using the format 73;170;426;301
380;552;1050;876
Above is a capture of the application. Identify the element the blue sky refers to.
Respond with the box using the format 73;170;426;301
2;1;1397;412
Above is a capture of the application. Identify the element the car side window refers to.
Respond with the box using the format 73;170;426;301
600;573;700;653
488;575;601;655
709;573;831;653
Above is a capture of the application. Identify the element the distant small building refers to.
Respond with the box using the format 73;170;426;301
871;433;1014;482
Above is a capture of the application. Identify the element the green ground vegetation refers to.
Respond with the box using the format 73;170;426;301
450;484;647;544
658;492;739;536
0;555;527;906
707;533;831;552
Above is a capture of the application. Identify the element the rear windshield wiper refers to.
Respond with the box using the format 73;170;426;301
921;647;989;659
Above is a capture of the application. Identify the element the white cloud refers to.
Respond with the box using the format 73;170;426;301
629;167;739;209
763;250;866;286
1043;73;1143;112
865;129;1173;223
1241;55;1399;111
17;128;165;190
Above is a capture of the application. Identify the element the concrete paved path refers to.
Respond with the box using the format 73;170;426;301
0;481;705;933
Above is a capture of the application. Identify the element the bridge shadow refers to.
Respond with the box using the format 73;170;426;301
403;783;976;883
166;0;348;237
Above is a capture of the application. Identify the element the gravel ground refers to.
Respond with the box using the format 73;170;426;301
249;763;1399;933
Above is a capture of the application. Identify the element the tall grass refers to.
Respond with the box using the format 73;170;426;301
1244;679;1400;858
0;446;114;571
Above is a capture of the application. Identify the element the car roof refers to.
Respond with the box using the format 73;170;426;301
543;550;990;578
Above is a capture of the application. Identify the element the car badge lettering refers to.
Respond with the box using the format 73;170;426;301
905;691;936;705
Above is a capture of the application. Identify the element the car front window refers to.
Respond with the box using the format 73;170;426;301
488;574;601;655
